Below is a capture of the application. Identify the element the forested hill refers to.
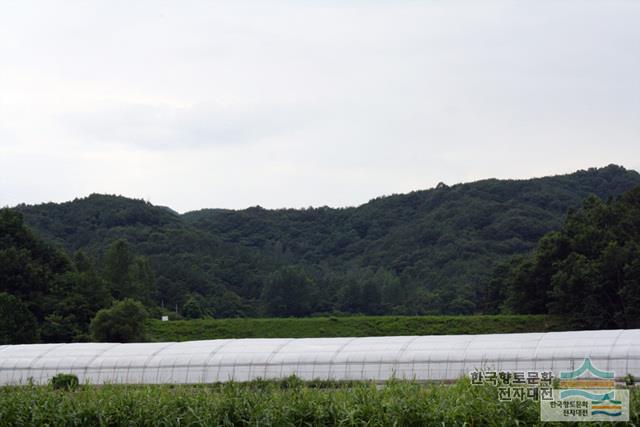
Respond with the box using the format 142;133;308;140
14;165;640;317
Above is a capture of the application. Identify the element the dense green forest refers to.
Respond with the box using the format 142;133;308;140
485;184;640;329
0;209;157;343
2;165;640;342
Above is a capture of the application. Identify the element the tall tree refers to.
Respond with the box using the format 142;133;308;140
129;256;156;304
261;266;314;317
0;292;39;344
103;239;156;303
103;239;133;299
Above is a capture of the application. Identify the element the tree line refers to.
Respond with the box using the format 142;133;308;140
0;209;149;343
2;165;639;343
482;186;640;329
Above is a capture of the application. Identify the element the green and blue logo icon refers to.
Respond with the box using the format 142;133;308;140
559;358;622;418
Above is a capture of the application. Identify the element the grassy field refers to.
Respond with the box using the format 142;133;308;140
6;378;635;426
147;315;570;342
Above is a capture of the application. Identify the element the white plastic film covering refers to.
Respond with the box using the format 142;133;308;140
0;329;638;385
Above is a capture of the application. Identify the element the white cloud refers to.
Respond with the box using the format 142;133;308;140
59;101;315;149
0;0;639;211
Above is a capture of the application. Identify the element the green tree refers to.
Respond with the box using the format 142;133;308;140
0;292;39;344
619;255;640;328
502;232;570;314
129;256;156;304
0;209;71;321
103;239;133;299
42;271;112;342
361;278;382;315
73;250;94;273
338;279;362;313
182;293;206;319
103;239;155;303
90;299;148;342
40;314;82;343
261;266;314;317
496;187;640;328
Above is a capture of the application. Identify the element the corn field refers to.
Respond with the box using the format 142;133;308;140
0;378;637;426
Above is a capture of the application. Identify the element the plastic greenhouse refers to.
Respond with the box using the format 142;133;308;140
0;329;638;385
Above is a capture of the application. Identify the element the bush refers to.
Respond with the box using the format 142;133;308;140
50;373;79;391
625;374;636;387
279;375;304;389
90;298;148;342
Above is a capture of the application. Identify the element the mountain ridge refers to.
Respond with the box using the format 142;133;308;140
15;165;638;215
13;164;640;316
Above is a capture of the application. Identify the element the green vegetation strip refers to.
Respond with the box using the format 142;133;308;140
5;379;637;426
147;315;570;342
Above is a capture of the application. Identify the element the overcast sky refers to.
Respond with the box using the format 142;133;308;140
1;1;639;212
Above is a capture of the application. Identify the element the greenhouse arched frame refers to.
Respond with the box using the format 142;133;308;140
0;329;638;385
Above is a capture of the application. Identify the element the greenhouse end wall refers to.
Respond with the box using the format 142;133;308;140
0;329;638;385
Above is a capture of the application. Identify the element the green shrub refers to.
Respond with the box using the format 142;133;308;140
625;374;636;386
90;298;148;342
278;375;304;389
50;373;79;391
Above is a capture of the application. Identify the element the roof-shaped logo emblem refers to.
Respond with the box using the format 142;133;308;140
560;358;614;379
